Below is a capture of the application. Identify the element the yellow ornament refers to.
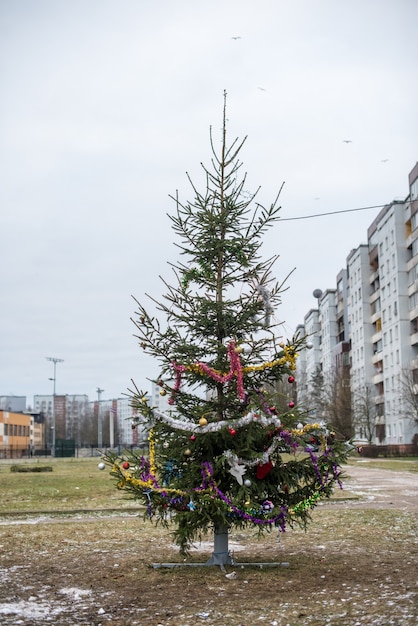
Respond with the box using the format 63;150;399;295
234;345;243;354
160;389;167;396
199;417;208;426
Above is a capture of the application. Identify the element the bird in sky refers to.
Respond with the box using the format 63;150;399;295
342;140;352;143
381;159;389;163
231;36;241;40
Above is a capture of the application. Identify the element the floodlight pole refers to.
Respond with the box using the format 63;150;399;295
97;387;104;449
46;356;64;457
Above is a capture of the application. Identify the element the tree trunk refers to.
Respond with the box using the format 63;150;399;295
205;523;234;568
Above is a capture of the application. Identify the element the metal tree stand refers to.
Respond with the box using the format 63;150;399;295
152;524;289;571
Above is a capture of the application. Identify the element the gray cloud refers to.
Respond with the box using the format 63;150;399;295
1;0;417;403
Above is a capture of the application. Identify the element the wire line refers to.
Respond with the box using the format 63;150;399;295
279;204;386;221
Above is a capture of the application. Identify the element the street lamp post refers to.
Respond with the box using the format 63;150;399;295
97;387;104;449
46;357;64;457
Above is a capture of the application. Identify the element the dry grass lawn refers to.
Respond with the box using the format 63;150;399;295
0;457;417;625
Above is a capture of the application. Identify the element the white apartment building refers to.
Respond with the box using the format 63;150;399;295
0;396;26;412
297;162;418;449
296;308;320;416
347;244;376;438
364;200;411;444
318;289;338;379
297;285;345;418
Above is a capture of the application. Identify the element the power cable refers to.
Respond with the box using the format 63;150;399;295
279;204;387;221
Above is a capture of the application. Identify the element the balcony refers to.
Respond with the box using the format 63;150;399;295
369;290;380;304
373;372;384;384
372;352;383;364
410;333;418;346
374;395;385;405
406;228;418;249
371;311;381;324
409;306;418;322
406;256;418;272
408;279;418;297
371;331;382;344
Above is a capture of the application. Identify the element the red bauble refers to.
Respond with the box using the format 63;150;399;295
288;376;295;384
190;434;196;441
122;461;130;470
229;428;237;436
288;401;295;408
256;461;273;479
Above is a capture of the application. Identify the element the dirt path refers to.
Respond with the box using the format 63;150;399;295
326;461;418;511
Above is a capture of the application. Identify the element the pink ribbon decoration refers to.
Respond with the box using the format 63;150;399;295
171;341;245;401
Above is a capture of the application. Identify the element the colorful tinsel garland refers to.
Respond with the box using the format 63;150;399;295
169;341;298;404
113;427;341;526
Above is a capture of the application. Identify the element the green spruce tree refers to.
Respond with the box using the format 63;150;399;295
103;94;349;565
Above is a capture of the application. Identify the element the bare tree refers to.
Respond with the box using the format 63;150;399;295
398;367;418;423
308;365;326;421
353;384;375;443
322;367;353;440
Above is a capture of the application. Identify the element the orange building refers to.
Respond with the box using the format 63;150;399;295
0;411;32;459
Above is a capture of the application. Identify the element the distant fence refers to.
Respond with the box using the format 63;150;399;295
357;440;418;458
1;444;147;460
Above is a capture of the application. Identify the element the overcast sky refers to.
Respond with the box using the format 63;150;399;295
1;0;417;406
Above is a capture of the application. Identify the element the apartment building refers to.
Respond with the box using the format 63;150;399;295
364;200;411;444
297;162;418;449
318;289;338;378
0;396;26;412
296;283;348;420
33;394;89;447
296;308;320;416
346;244;376;439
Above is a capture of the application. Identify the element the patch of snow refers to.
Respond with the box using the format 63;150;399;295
0;599;63;620
58;587;92;600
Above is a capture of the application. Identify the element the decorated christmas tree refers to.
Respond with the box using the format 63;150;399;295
102;94;349;566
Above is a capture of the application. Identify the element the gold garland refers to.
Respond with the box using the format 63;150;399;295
188;344;298;377
148;429;156;476
291;423;321;436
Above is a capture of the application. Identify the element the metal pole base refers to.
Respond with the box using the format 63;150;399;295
151;524;289;570
152;561;289;570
